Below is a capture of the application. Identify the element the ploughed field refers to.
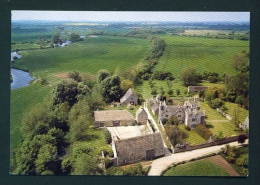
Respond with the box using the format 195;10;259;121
12;36;152;84
155;36;249;77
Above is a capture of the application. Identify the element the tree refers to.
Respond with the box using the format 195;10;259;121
70;33;81;42
52;79;88;107
104;128;112;144
100;75;122;102
121;79;134;94
179;68;199;86
231;106;241;128
166;116;179;126
164;124;188;146
52;32;60;44
97;69;110;84
176;89;180;96
67;71;82;82
238;134;247;145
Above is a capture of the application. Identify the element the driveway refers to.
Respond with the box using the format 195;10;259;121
148;140;248;176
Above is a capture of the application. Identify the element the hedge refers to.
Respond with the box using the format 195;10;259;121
195;124;213;140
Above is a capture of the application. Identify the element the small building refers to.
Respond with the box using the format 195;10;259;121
107;125;165;166
136;107;148;125
80;36;86;39
188;86;208;93
120;88;138;105
94;110;135;128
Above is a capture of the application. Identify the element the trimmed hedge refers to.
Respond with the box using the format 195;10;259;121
195;124;213;140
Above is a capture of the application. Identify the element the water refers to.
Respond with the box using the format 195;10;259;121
11;51;21;61
11;68;34;90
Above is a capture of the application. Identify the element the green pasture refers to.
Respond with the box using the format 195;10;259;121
10;83;52;151
155;36;249;77
12;36;152;84
163;157;230;176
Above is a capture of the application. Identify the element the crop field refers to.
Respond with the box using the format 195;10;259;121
183;29;249;36
12;36;152;84
155;36;249;77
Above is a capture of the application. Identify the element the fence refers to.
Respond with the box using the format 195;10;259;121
174;134;248;153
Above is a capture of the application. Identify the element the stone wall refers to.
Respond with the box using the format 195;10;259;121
174;134;248;153
114;132;165;166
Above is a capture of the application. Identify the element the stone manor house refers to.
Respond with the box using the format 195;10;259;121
149;95;206;129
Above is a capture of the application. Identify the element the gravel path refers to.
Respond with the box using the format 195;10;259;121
148;140;248;176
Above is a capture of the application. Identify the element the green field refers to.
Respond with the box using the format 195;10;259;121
163;157;230;176
155;36;249;77
12;36;152;84
10;83;52;150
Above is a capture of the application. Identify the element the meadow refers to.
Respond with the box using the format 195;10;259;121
12;36;152;84
154;36;249;77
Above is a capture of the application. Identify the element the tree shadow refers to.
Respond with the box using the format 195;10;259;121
206;124;214;128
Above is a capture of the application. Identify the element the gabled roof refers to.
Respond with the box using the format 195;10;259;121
120;88;137;102
136;107;147;116
94;110;134;122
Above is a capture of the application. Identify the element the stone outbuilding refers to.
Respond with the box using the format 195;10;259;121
120;88;138;105
188;86;208;93
94;110;135;128
107;125;165;166
136;107;148;125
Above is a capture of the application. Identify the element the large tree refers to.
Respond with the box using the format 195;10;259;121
52;32;60;44
97;69;110;84
179;67;199;86
100;75;122;102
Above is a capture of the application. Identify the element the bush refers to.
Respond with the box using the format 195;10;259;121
185;125;191;131
168;89;173;95
104;128;112;144
151;88;157;95
195;124;213;140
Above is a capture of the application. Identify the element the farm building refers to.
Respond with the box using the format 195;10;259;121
136;107;148;124
188;86;208;93
94;110;135;128
120;88;138;105
107;125;165;166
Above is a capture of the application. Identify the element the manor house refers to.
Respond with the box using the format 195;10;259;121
149;96;206;129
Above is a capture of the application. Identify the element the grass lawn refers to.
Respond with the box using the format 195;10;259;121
155;35;249;77
12;36;152;84
200;101;243;137
74;128;112;156
10;83;52;151
178;124;206;145
224;102;248;122
163;157;230;176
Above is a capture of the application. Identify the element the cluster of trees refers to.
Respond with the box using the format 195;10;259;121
197;71;221;83
181;33;249;41
220;145;248;175
12;71;107;175
164;116;188;146
69;33;83;42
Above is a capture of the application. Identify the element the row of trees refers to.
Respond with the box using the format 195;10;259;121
12;72;107;175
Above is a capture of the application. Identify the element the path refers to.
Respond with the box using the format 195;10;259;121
210;155;239;176
148;139;248;176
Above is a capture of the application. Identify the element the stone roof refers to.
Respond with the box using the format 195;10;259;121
94;110;134;122
120;88;137;102
188;86;208;92
151;103;159;111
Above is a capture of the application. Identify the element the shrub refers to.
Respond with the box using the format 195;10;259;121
104;128;112;144
195;124;213;140
185;125;191;131
168;89;173;95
